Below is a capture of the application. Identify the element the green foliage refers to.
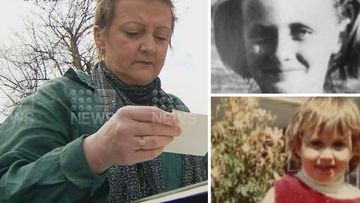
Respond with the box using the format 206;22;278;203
211;98;287;203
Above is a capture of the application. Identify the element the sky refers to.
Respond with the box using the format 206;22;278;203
0;0;209;121
160;0;209;115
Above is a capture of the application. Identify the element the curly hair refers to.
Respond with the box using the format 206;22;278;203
330;0;360;81
286;97;360;173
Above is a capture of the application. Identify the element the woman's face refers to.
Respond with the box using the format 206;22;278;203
242;0;346;93
299;133;352;184
95;0;172;86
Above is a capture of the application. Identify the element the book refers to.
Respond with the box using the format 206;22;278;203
134;180;208;203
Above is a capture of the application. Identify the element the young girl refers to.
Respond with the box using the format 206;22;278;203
262;98;360;203
213;0;360;93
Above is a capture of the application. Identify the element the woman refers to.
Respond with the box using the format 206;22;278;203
0;0;207;202
213;0;360;93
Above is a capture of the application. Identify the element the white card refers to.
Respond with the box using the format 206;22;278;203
163;110;208;156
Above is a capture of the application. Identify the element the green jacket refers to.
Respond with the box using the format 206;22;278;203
0;69;207;203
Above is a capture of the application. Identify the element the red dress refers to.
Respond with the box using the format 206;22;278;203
274;174;360;203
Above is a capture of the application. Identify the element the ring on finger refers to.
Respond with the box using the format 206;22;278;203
139;136;145;149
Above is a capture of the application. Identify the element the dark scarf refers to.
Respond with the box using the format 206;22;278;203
92;62;206;203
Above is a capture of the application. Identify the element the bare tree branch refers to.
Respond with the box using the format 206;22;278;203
0;0;96;116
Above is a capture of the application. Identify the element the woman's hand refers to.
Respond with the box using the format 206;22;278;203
83;106;181;174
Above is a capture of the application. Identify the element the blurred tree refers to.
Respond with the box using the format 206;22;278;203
0;0;95;116
212;97;287;203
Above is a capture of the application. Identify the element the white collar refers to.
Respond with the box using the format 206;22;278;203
295;169;360;199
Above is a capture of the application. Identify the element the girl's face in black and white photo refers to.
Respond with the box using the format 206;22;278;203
242;0;347;93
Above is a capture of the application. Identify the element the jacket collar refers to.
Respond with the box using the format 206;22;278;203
64;68;95;91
